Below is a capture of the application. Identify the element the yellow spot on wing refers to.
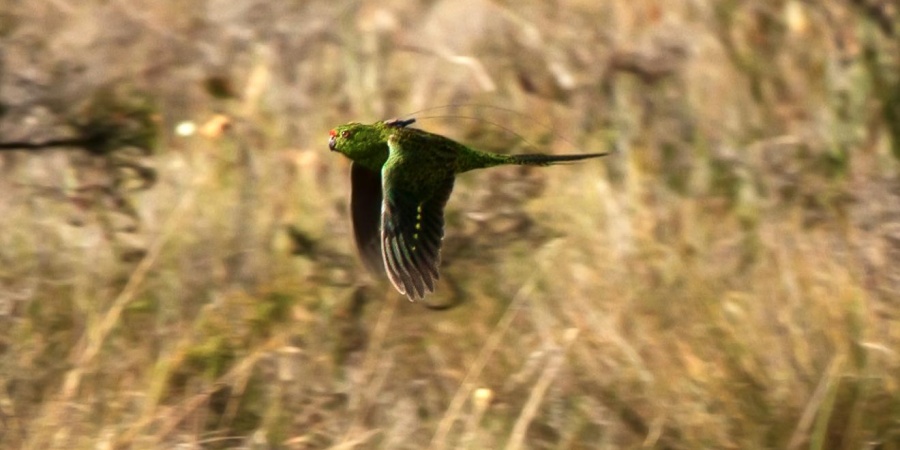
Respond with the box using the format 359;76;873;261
415;203;423;235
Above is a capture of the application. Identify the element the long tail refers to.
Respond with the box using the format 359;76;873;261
458;148;610;173
509;152;610;166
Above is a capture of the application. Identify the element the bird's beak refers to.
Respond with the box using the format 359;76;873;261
328;129;337;151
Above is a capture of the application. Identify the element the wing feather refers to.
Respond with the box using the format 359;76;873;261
380;176;454;300
350;163;385;275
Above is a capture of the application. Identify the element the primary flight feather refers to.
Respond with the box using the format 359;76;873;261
328;118;608;301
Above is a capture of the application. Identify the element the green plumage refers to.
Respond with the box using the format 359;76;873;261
328;118;608;300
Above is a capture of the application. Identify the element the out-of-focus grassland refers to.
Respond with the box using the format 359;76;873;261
1;0;899;448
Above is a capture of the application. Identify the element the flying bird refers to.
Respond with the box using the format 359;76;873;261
328;118;608;301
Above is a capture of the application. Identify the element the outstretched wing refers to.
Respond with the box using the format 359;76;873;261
350;162;386;276
380;167;454;301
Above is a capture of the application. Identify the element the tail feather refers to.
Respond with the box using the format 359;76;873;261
510;152;609;166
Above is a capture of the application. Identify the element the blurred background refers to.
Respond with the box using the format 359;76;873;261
1;0;898;448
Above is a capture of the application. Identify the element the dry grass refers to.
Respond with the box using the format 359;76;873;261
1;0;899;449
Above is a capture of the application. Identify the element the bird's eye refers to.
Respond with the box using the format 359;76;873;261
341;130;351;139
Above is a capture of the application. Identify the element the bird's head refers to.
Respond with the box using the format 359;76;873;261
329;122;385;155
328;120;408;170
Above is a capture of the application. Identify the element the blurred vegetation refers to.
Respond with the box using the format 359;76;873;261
1;0;899;449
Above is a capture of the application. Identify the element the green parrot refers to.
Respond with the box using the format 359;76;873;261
328;118;608;301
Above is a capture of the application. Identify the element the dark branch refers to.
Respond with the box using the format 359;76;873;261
0;138;94;152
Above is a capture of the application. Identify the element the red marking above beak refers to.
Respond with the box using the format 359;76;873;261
329;129;337;138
